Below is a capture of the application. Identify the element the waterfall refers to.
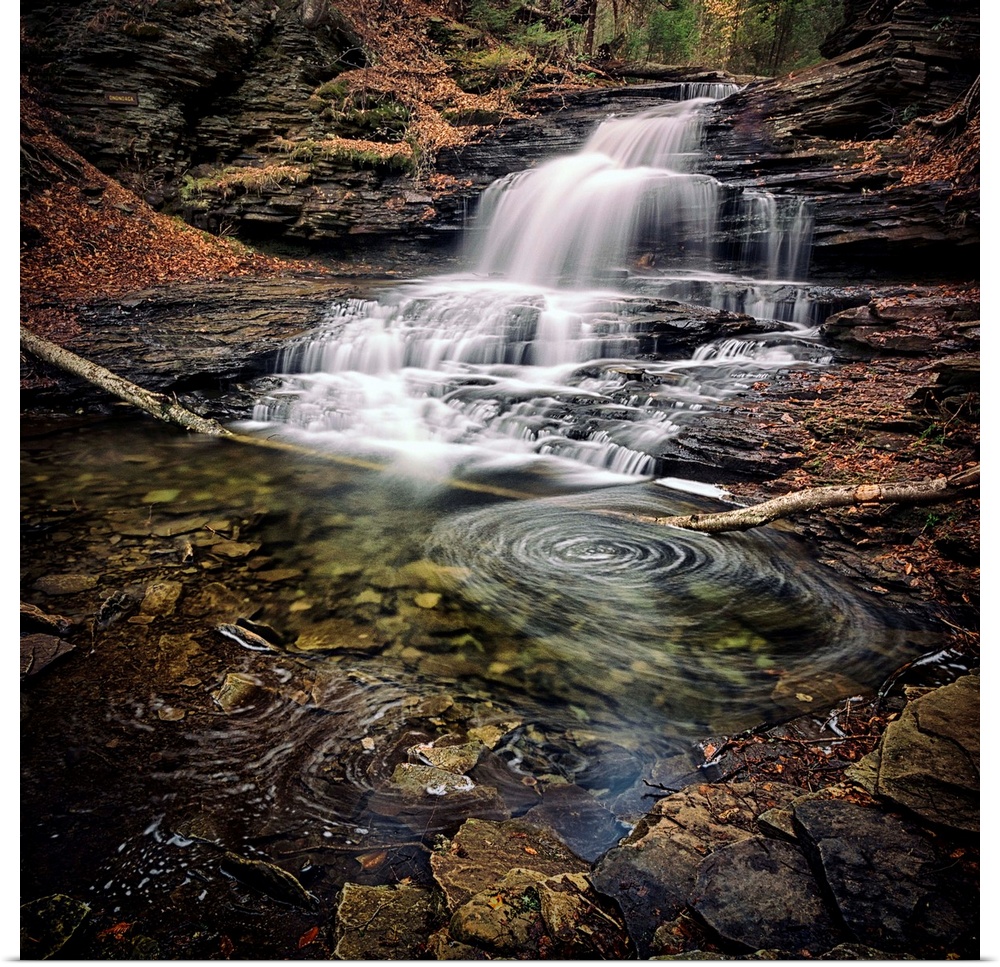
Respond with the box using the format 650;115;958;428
247;86;822;483
466;95;813;287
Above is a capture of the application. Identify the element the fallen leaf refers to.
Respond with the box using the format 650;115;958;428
356;850;388;870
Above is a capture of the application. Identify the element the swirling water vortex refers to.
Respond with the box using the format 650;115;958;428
426;486;919;737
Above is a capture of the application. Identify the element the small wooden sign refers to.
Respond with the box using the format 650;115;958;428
104;92;140;106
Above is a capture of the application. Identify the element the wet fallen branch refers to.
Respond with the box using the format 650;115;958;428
22;326;980;519
623;467;980;533
20;325;236;438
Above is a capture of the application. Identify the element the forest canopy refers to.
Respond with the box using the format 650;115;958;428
459;0;845;75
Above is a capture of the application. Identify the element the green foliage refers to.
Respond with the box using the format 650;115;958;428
606;0;844;75
645;1;699;63
453;44;538;93
461;0;584;64
465;0;521;36
725;0;846;74
313;84;412;142
316;79;351;102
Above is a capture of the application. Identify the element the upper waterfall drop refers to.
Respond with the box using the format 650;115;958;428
466;88;813;288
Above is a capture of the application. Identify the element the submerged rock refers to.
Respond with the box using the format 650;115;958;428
334;883;445;960
212;672;270;713
219;852;318;909
32;573;99;596
139;581;183;616
524;782;631;863
367;763;510;834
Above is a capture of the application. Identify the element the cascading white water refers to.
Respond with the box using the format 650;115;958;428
247;86;825;482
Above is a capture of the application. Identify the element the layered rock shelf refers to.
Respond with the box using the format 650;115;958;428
22;0;979;279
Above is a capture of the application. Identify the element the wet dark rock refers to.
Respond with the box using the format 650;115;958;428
872;673;979;831
821;297;980;356
430;818;590;912
696;1;979;279
524;783;630;863
334;883;445;959
591;781;801;956
23;277;350;411
20;602;74;636
21;634;76;680
792;798;977;953
20;894;91;960
690;838;844;954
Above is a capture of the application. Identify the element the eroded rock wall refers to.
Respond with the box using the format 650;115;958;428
21;0;979;277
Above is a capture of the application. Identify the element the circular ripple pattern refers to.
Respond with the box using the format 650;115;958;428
427;486;919;734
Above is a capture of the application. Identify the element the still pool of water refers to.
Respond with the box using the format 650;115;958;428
21;415;934;956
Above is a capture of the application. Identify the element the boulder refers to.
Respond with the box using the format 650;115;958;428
448;868;632;958
690;838;845;954
793;798;977;953
430;818;589;912
591;781;801;956
874;674;979;831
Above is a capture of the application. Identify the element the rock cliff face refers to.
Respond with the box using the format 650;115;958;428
21;0;978;278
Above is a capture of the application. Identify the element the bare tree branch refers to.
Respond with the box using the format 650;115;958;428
612;468;980;533
19;325;533;500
